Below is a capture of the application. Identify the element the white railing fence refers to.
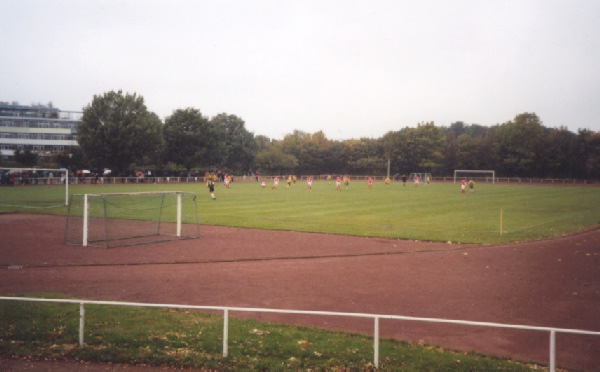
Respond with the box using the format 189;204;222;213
1;296;599;372
4;174;599;185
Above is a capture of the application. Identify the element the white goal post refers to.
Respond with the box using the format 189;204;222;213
454;170;495;184
0;167;69;206
65;191;200;248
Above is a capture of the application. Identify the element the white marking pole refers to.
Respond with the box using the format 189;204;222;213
83;194;88;247
176;192;182;237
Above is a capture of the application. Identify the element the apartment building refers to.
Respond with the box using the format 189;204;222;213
0;102;81;160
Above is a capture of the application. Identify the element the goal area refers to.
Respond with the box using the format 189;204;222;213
64;191;200;248
454;170;495;184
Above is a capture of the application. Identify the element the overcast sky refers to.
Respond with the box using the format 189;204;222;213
2;0;599;140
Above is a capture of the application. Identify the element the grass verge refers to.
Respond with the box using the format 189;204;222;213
0;293;551;371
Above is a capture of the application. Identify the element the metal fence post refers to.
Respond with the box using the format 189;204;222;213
374;316;379;369
549;330;556;372
79;302;85;347
223;309;229;357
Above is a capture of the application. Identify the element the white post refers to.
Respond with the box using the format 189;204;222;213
374;317;380;369
176;192;182;237
549;330;556;372
79;302;85;347
387;159;390;179
223;309;229;357
65;169;69;206
83;194;89;247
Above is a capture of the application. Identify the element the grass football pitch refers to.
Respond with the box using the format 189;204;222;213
1;180;598;244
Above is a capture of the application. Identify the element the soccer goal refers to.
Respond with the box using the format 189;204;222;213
0;167;69;207
64;191;200;248
453;170;495;184
409;173;432;184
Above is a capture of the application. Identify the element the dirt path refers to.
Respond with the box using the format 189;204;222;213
1;214;599;371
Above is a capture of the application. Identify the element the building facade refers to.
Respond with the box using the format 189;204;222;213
0;102;81;160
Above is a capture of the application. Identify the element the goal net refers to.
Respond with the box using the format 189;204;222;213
454;170;495;184
64;191;200;248
0;167;69;208
409;173;432;184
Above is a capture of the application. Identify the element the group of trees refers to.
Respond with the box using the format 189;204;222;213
73;91;256;176
68;90;599;179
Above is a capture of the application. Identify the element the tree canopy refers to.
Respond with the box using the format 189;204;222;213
163;108;226;171
211;113;257;174
72;91;599;179
78;90;163;173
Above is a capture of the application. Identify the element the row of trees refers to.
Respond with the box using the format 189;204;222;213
69;90;599;179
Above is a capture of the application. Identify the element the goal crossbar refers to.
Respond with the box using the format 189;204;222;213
84;191;190;197
454;170;495;184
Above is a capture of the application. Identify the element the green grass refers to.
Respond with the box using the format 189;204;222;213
1;180;598;243
0;293;542;371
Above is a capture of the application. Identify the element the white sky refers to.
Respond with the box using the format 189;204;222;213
2;0;599;140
